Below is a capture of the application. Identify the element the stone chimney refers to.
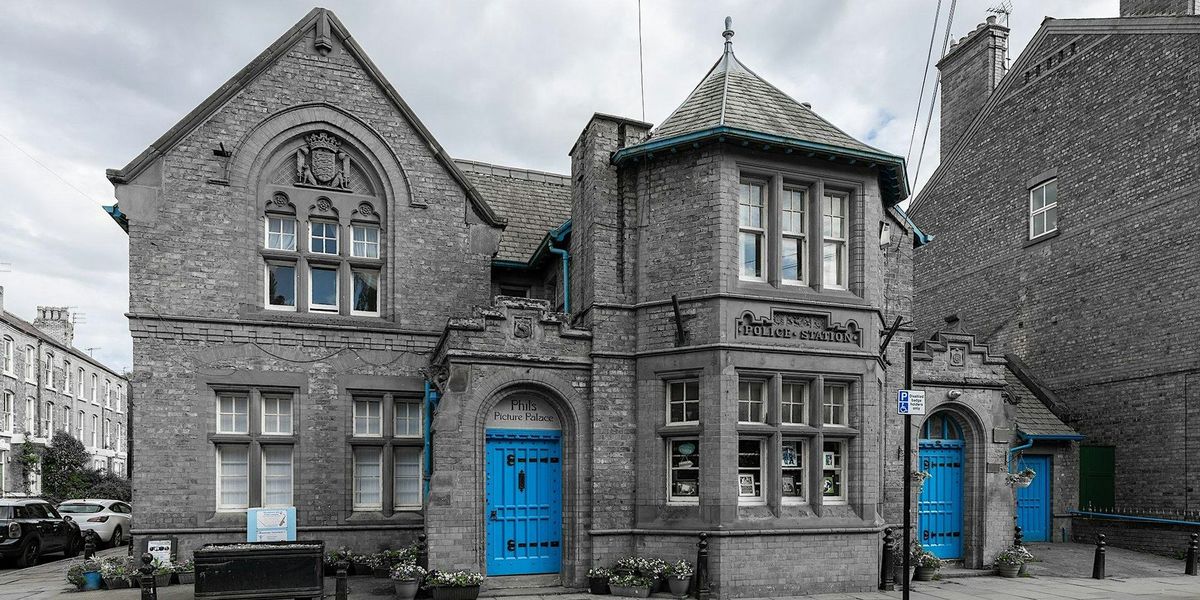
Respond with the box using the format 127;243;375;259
937;16;1009;151
1120;0;1196;15
34;306;74;347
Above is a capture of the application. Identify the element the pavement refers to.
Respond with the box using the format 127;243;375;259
2;543;1200;600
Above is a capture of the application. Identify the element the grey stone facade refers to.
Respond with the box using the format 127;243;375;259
0;292;128;496
108;7;1070;596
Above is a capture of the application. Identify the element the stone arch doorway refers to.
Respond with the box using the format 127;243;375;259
482;391;565;577
918;412;966;559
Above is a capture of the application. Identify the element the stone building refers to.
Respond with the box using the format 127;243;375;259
0;290;129;496
106;7;1075;595
909;0;1200;546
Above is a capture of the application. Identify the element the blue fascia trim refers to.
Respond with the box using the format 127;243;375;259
895;206;933;248
1018;432;1086;441
1071;510;1200;527
611;126;911;204
103;204;129;234
485;428;562;440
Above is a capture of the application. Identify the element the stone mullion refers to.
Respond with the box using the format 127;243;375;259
810;180;826;292
382;392;394;517
812;374;825;515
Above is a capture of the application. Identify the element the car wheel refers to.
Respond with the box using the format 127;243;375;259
15;539;40;568
110;526;124;548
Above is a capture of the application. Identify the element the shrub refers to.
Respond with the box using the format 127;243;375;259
82;469;132;502
42;432;91;501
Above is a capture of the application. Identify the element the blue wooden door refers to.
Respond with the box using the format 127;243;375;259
485;429;562;576
1016;455;1052;542
919;413;964;560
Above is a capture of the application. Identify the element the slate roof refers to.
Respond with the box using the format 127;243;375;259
455;159;571;264
650;36;881;155
1006;367;1079;437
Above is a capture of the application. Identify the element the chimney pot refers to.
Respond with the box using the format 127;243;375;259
987;15;997;24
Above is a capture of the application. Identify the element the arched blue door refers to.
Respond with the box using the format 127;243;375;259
918;413;964;560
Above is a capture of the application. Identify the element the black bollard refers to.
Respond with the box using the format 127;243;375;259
1187;533;1197;576
335;559;349;600
83;531;97;560
416;533;429;570
139;552;157;600
1014;525;1024;548
879;527;895;591
694;532;711;600
1092;534;1106;580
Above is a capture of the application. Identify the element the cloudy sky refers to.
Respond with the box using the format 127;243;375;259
0;0;1114;370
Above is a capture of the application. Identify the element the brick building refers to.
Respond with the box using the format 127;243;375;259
909;0;1200;543
107;8;1073;594
0;289;129;496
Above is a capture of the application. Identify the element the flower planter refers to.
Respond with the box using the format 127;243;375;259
394;580;421;600
155;573;173;587
195;540;325;599
354;562;376;576
996;564;1021;578
431;585;481;600
650;576;666;594
177;571;196;585
104;576;131;590
667;576;690;597
609;585;651;598
588;576;611;595
82;571;103;591
374;566;391;578
912;566;937;581
1018;563;1028;576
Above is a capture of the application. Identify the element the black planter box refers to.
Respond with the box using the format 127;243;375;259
195;541;325;600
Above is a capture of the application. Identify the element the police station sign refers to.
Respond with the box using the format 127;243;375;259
487;396;560;430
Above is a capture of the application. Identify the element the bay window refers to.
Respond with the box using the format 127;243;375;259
822;193;848;289
738;181;766;280
737;438;764;503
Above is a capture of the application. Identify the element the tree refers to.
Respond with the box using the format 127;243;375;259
15;441;39;496
83;470;131;502
41;431;90;501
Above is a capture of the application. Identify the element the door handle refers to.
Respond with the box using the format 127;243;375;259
518;469;526;492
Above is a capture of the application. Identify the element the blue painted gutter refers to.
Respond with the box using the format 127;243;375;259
895;206;933;248
103;204;129;233
423;380;440;499
1018;432;1086;442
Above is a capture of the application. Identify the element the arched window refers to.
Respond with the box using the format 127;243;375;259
921;412;963;440
259;130;385;317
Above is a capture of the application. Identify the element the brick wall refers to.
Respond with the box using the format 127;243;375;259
1073;515;1200;558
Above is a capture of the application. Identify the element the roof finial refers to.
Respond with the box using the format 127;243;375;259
723;17;734;52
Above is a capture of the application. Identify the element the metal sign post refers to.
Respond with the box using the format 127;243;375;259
902;342;914;600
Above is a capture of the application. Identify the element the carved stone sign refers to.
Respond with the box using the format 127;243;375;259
735;309;861;346
948;346;966;368
487;396;560;430
513;316;532;338
297;132;351;190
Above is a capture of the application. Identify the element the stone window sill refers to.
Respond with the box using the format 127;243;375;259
1024;229;1060;248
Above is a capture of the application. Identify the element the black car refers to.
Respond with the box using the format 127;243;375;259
0;498;82;567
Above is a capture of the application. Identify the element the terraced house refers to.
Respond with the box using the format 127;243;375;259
0;292;129;496
107;8;1076;595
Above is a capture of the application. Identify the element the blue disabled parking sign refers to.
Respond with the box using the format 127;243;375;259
897;390;926;415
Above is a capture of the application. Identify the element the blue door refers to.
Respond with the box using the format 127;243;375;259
1016;455;1052;542
485;429;562;576
919;413;964;560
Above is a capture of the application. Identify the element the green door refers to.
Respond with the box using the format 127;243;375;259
1079;446;1115;511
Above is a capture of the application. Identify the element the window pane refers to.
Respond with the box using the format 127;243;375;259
1043;181;1057;206
262;446;293;507
394;400;421;437
1045;207;1057;232
782;188;806;233
394;447;422;507
268;265;296;307
782;439;805;499
352;226;380;258
218;395;248;433
1032;213;1046;237
737;439;762;499
781;383;807;424
667;381;700;424
354;399;381;436
1031;186;1044;211
669;439;700;500
311;222;338;254
823;384;847;426
738;381;765;423
263;396;292;435
218;446;249;509
822;441;844;499
311;267;338;308
741;232;762;278
822;242;845;288
267;218;297;251
352;270;379;313
353;446;382;508
782;237;802;282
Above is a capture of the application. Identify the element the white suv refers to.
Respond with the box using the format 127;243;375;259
57;499;133;547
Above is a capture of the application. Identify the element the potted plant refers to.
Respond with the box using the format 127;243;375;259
612;556;644;576
152;559;174;587
100;556;134;589
326;546;354;576
910;542;941;581
665;560;693;597
587;567;612;595
607;573;653;598
390;563;427;600
994;545;1028;577
352;553;378;576
67;559;103;591
174;560;196;585
1006;467;1036;488
426;569;484;600
912;470;932;493
372;552;393;578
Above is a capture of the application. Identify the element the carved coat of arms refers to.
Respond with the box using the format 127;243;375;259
297;132;351;190
513;317;533;339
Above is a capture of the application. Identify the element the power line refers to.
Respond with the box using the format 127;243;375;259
905;0;944;168
912;0;958;190
0;130;96;204
637;0;646;121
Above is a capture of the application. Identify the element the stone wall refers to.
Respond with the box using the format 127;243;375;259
1073;514;1200;558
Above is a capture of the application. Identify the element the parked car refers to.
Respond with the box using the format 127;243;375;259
0;498;82;567
57;499;132;548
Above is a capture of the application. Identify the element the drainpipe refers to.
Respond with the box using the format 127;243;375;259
423;380;440;500
548;242;569;314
